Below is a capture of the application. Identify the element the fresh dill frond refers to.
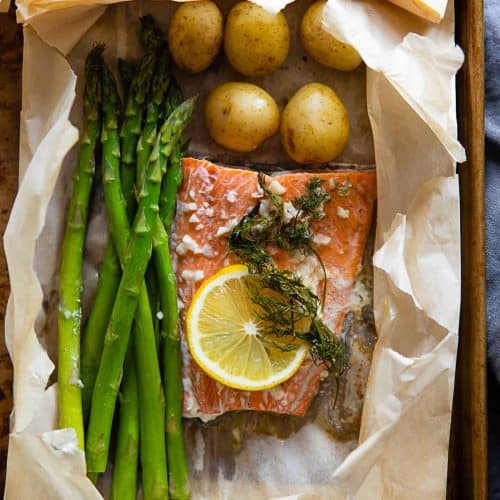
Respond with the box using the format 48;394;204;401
308;319;347;375
295;177;331;220
278;222;313;253
228;175;346;375
228;205;273;273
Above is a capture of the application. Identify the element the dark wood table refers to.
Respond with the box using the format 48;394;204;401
0;5;20;493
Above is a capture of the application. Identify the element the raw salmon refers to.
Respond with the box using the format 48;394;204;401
172;158;376;420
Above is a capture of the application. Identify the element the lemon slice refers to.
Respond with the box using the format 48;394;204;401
186;264;309;391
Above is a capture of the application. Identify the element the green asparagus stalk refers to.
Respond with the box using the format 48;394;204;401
110;348;139;500
120;17;162;221
81;59;139;420
159;83;184;231
134;97;197;500
157;140;191;499
159;140;185;232
153;218;191;500
136;49;170;193
140;77;190;499
85;65;127;473
81;243;121;420
135;49;170;354
118;45;171;499
114;50;142;481
146;263;162;352
108;56;141;494
86;67;196;480
155;82;190;498
57;46;103;449
132;290;166;499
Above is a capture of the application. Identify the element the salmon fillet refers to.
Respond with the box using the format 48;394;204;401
172;158;376;420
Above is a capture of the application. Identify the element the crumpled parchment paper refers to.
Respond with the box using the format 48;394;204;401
4;0;464;498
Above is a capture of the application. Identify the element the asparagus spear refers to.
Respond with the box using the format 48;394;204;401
137;76;190;497
153;220;191;500
159;83;184;230
57;46;103;449
157;141;191;500
135;49;171;352
120;16;162;221
81;59;139;420
108;42;171;498
118;46;172;499
159;139;185;232
110;57;142;497
110;348;139;500
86;66;196;477
81;243;121;420
154;82;190;498
146;263;162;352
136;50;170;193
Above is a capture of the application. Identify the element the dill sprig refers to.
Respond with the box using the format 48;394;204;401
295;177;331;219
228;176;346;375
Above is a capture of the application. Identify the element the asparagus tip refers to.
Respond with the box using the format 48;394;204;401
140;14;163;52
85;44;105;70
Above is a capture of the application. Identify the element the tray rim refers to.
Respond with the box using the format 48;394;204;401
448;0;488;498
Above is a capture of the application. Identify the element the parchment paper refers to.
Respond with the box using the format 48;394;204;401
4;0;464;498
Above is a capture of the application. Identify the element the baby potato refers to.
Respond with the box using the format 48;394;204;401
281;83;349;164
224;1;290;77
168;1;223;74
205;82;280;152
300;0;362;71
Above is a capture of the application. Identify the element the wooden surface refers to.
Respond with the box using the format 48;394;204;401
0;5;20;494
0;1;487;498
447;0;488;499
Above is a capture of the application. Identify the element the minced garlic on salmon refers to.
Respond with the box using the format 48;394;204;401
172;158;377;420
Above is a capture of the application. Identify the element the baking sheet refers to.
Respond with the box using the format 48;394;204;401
4;0;465;498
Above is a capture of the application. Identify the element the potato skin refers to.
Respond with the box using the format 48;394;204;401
300;0;362;71
205;82;280;152
224;1;290;77
168;1;223;74
281;83;349;164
